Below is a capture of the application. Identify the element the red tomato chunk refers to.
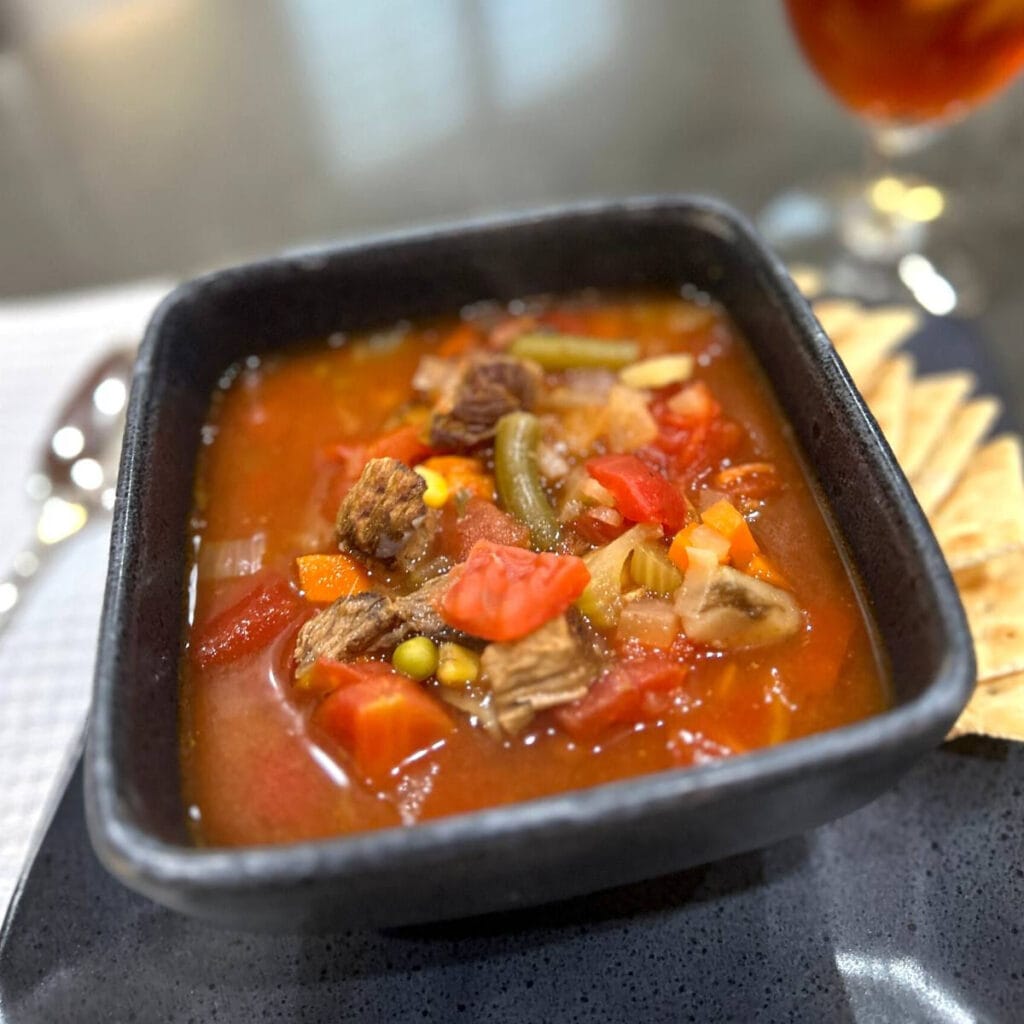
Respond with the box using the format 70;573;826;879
191;575;307;669
439;540;590;642
586;453;687;532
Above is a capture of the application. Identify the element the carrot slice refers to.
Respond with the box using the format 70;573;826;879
296;553;372;603
746;553;792;590
700;498;760;568
313;669;454;782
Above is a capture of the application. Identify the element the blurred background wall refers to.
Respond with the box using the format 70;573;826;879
0;0;1020;299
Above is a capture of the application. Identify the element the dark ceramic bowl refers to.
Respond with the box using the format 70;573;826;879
85;197;974;931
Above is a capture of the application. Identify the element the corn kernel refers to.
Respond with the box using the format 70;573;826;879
414;465;449;508
436;642;480;687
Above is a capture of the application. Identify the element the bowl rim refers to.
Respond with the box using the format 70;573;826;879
85;193;975;896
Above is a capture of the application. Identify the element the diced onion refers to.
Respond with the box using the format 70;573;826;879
606;385;658;453
197;534;266;580
617;598;680;648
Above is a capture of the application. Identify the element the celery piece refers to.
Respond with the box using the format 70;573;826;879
575;523;660;629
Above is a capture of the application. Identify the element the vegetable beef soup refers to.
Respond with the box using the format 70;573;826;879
181;291;889;846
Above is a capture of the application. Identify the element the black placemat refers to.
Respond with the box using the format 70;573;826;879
2;316;1021;1024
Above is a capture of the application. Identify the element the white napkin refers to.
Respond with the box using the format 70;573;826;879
0;280;171;916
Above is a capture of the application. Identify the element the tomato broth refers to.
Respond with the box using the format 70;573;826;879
181;291;889;847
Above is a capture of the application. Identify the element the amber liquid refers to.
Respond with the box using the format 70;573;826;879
785;0;1024;122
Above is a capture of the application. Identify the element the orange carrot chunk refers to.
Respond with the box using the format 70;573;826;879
313;668;454;782
296;553;372;603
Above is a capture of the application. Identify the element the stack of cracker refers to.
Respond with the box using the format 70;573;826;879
813;299;1024;742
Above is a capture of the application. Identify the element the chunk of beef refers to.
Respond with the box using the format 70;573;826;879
429;355;540;451
392;572;452;638
391;507;441;577
336;457;426;559
480;614;600;735
294;592;406;669
294;573;468;670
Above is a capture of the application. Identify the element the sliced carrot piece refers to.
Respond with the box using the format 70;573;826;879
313;671;454;782
700;498;760;568
296;553;371;603
746;553;792;591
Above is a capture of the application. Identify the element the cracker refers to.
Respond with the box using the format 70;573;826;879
833;307;920;392
955;550;1024;681
865;354;914;462
912;396;1001;516
900;370;976;479
812;299;862;341
949;671;1024;741
932;435;1024;570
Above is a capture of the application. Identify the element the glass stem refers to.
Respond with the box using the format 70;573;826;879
838;121;944;264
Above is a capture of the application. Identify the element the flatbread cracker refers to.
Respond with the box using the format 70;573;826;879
833;307;920;392
932;435;1024;570
812;299;862;341
865;354;914;462
912;396;1001;516
900;371;975;480
949;671;1024;741
955;550;1024;681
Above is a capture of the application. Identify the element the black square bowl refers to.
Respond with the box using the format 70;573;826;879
85;197;974;931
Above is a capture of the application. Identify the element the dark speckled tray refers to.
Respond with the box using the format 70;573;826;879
2;317;1022;1023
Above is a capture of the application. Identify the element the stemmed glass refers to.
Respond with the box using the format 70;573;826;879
759;0;1024;314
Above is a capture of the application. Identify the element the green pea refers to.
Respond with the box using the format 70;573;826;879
392;636;439;681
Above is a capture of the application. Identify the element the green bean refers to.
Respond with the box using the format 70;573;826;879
509;333;639;370
494;412;560;551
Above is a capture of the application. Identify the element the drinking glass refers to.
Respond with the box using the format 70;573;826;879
760;0;1024;313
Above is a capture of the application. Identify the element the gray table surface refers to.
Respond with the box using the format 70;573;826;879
1;0;1023;411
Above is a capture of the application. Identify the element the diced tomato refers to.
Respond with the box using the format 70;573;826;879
439;540;590;642
585;453;687;532
554;655;689;741
646;382;744;485
312;668;454;782
315;442;367;516
191;574;308;669
365;423;431;466
438;497;530;563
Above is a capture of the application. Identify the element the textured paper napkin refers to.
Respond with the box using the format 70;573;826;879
0;280;170;916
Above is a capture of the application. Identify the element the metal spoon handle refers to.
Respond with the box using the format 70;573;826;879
0;534;59;637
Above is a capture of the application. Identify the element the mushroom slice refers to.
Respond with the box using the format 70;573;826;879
676;562;801;649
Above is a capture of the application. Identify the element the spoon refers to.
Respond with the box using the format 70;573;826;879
0;347;136;635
